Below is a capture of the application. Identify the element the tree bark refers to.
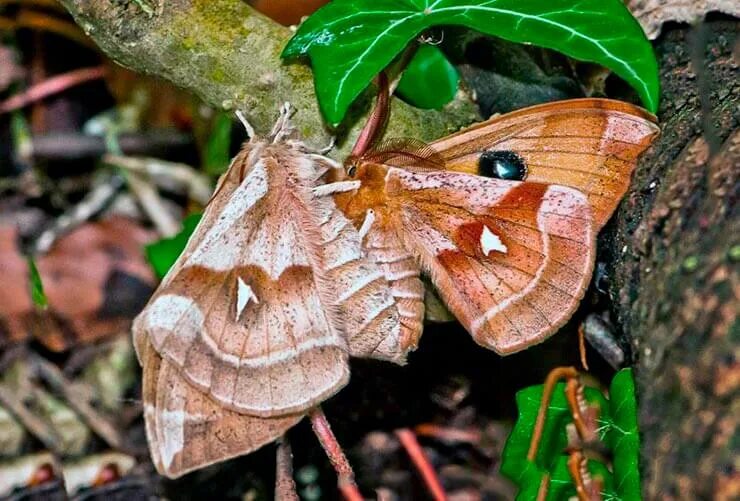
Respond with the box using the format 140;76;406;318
607;18;738;500
58;0;478;156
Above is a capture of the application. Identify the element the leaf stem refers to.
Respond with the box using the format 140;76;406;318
395;428;447;501
527;366;579;462
309;407;364;501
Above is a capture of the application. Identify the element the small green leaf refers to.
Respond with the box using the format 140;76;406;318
283;0;659;124
145;213;203;279
204;112;233;175
608;368;641;499
27;257;48;310
396;45;459;109
502;377;619;500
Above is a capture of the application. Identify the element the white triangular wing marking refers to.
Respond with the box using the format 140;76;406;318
236;276;259;321
480;225;508;255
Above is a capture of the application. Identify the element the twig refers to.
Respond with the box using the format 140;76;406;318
395;428;447;501
0;382;61;452
308;407;364;501
566;450;602;501
527;367;579;462
578;324;589;371
0;66;106;114
124;170;180;237
103;154;213;205
32;172;124;254
275;437;300;501
582;314;624;370
414;423;481;445
31;130;192;160
33;355;123;449
536;473;550;501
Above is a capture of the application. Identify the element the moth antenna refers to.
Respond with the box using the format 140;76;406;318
235;110;256;139
316;136;336;155
566;450;593;501
308;154;342;171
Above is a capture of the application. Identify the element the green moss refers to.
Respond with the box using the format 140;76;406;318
211;67;227;83
182;36;197;50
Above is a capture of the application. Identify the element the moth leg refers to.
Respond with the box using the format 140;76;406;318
307;153;342;171
315;136;336;155
234;110;256;139
311;180;361;197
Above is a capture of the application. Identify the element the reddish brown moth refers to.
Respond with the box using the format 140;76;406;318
334;98;659;355
133;105;412;478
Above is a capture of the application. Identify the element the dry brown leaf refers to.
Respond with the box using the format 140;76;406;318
627;0;740;39
0;216;155;351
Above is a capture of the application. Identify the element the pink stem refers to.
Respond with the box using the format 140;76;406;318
0;66;106;114
395;428;447;501
309;407;364;501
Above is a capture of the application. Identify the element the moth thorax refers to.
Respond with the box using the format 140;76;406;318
479;150;527;181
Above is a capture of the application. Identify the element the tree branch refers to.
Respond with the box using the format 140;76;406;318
58;0;478;156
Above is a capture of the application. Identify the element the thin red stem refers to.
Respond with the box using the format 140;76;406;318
0;66;106;114
275;438;299;501
309;407;364;501
349;71;390;160
527;366;579;462
395;428;447;501
414;423;481;444
578;324;590;371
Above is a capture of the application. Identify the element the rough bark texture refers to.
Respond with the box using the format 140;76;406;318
58;0;479;156
607;18;738;500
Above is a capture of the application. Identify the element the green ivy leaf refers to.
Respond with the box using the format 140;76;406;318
608;368;641;499
283;0;659;124
204;112;233;176
502;377;621;500
145;213;203;279
396;45;460;109
26;257;48;310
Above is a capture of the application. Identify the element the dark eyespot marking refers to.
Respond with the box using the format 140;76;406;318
478;150;527;181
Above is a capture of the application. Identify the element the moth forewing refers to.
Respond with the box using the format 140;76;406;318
134;111;418;476
133;143;351;418
384;168;596;354
433;98;659;229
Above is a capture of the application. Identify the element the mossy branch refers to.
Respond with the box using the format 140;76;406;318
59;0;479;155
